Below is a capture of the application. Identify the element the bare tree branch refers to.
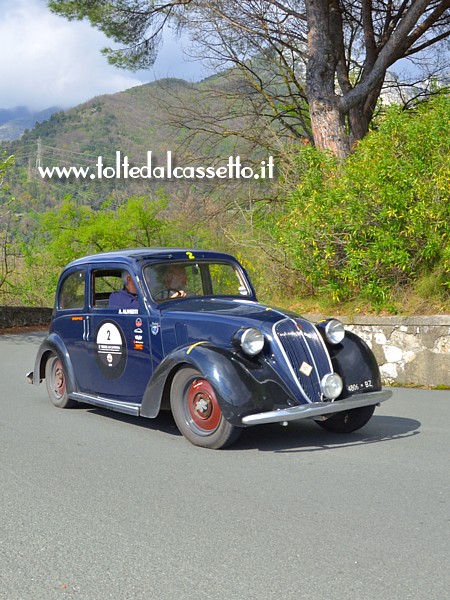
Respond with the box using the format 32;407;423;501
49;0;450;156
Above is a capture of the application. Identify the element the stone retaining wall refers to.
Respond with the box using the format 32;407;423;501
325;315;450;387
0;307;52;330
1;307;449;387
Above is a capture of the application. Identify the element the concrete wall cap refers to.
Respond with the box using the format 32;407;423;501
302;314;450;327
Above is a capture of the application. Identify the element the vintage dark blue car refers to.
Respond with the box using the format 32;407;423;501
28;248;391;448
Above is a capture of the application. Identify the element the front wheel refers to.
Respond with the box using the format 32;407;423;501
45;353;76;408
316;404;375;433
170;367;241;449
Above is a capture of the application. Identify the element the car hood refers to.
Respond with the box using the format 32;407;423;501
160;297;299;327
158;297;331;406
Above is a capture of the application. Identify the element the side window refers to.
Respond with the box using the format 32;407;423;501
92;270;124;308
59;271;85;310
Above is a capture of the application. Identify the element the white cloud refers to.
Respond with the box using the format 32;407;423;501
0;0;206;110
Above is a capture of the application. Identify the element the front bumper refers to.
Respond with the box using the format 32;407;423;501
241;390;392;426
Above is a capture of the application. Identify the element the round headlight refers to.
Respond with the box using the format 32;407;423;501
325;319;345;344
321;373;343;400
240;328;265;356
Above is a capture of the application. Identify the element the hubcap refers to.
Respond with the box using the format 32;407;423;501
53;359;65;398
187;379;221;432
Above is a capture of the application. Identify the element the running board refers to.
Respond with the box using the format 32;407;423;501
70;392;141;416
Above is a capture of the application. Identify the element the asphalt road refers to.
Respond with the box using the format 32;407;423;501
1;331;449;600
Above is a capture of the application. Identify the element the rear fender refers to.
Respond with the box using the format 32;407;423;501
32;333;77;395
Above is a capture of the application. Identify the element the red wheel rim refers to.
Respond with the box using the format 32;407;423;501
53;359;66;398
187;379;221;432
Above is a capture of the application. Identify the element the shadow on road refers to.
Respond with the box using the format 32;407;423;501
80;405;182;438
234;414;421;452
74;404;420;452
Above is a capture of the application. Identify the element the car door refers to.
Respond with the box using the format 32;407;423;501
51;267;94;392
83;266;154;402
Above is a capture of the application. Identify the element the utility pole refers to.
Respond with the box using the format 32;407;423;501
35;137;42;169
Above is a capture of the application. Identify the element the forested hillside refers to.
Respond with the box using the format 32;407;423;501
0;78;449;314
3;74;270;211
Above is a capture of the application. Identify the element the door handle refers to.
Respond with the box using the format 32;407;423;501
83;316;90;341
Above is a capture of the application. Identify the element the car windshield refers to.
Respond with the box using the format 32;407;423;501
143;261;251;302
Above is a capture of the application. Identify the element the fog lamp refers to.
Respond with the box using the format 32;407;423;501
321;373;343;400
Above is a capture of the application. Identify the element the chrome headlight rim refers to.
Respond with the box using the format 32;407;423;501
236;327;265;357
321;372;343;400
324;319;345;345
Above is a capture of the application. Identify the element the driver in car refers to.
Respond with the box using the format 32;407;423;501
161;265;190;299
109;271;139;308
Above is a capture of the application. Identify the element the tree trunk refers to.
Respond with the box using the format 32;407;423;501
348;79;384;147
305;0;351;158
309;97;350;158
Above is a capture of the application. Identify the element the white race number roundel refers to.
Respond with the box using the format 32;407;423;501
95;322;127;378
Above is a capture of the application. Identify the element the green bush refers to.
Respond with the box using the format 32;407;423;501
16;191;245;305
269;95;450;310
19;194;173;304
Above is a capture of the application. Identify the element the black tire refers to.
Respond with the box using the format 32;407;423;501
45;353;76;408
170;367;241;449
316;404;375;433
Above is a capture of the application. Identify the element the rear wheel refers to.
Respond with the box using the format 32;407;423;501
170;367;241;449
45;353;76;408
316;404;375;433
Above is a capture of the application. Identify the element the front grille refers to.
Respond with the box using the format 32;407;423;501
274;319;332;402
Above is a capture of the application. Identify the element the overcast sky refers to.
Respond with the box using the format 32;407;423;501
0;0;207;110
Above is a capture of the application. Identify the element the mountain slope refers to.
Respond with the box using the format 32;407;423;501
0;106;61;141
2;75;268;211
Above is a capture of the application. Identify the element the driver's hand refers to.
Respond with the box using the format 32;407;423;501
170;290;187;298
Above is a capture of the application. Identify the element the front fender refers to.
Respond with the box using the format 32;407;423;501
323;330;382;397
32;333;78;395
140;342;297;426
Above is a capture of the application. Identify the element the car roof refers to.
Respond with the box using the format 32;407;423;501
65;248;239;269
